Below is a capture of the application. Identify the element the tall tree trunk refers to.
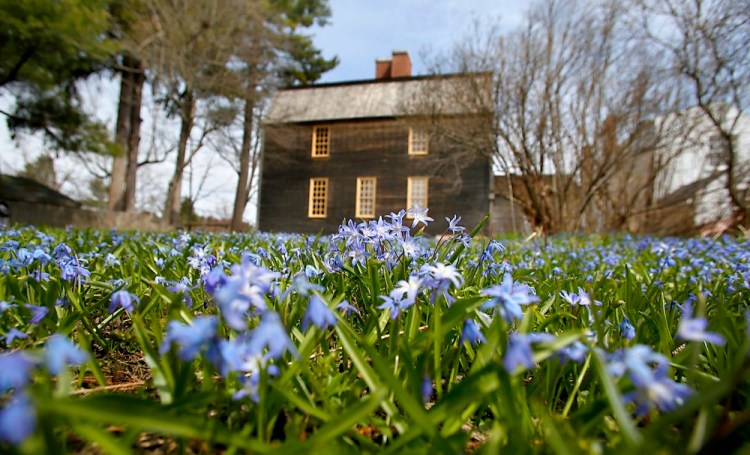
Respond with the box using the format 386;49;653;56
108;65;132;210
231;99;255;231
123;56;145;212
164;89;195;226
109;55;144;211
108;157;126;210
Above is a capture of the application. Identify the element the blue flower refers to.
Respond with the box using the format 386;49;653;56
53;243;72;260
0;394;36;445
623;376;693;417
407;205;433;228
166;277;196;307
16;248;33;266
58;257;91;283
214;261;280;330
160;316;218;361
454;233;472;248
336;300;360;316
4;328;28;345
104;253;120;267
31;247;52;265
248;311;297;360
43;335;89;375
302;295;337;331
399;234;423;260
232;364;280;402
387;210;410;235
391;275;423;308
574;287;601;307
677;303;725;345
481;273;539;324
377;294;409;320
555;341;588;364
202;267;227;295
618;318;636;340
109;290;139;314
289;275;324;297
607;345;669;387
304;264;323;279
219;335;264;379
421;375;432;403
347;245;370;268
460;319;486;346
24;304;49;324
0;352;35;392
215;281;255;331
0;299;17;314
504;333;535;374
425;262;464;289
445;215;465;234
559;290;579;306
30;269;51;282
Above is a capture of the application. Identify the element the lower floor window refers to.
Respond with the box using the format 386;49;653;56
308;178;328;218
407;176;429;211
356;177;377;218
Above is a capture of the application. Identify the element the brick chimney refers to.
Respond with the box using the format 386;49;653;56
375;51;412;79
375;59;392;79
391;51;411;78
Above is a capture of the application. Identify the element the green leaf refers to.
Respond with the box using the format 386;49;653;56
70;422;132;455
41;395;272;452
306;387;387;447
591;349;643;447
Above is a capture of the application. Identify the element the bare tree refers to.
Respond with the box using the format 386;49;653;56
108;55;145;212
128;0;265;226
415;0;693;234
212;100;266;229
630;0;750;225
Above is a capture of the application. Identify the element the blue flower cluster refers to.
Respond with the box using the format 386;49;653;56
160;255;298;401
606;345;693;416
0;335;88;445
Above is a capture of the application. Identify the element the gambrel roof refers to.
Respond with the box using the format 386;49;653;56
264;74;487;124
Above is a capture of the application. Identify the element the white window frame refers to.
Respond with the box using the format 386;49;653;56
312;126;331;158
308;178;328;218
355;177;377;219
408;127;429;155
406;177;429;214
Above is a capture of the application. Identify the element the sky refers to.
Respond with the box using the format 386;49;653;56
312;1;526;83
0;1;530;224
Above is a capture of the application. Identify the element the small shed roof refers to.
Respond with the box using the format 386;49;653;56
264;74;486;124
0;175;81;208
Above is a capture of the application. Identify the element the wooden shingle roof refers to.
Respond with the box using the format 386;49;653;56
0;175;80;208
264;74;486;124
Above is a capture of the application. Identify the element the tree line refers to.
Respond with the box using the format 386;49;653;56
1;0;337;230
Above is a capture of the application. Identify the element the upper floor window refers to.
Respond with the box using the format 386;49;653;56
356;177;377;218
308;178;328;218
312;126;331;158
407;176;429;212
408;128;429;155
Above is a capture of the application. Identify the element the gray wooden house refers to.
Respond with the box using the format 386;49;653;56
258;51;494;235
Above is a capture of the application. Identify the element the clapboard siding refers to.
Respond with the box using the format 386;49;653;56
259;118;490;235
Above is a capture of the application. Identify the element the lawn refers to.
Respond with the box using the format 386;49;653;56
0;210;748;453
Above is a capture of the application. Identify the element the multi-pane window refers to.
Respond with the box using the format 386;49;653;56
408;128;429;155
308;178;328;218
356;177;377;218
312;126;331;157
407;177;429;212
